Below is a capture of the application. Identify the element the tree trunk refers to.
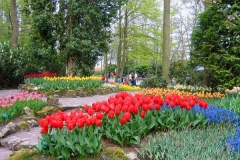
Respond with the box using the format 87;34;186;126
104;51;108;82
10;0;19;47
115;9;123;82
118;8;128;80
162;0;171;82
201;0;213;86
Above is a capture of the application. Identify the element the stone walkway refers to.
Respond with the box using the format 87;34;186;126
0;89;120;160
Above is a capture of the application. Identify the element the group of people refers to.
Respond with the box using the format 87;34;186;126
123;72;138;86
101;71;138;86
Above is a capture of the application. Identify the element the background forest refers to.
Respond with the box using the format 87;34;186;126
0;0;239;91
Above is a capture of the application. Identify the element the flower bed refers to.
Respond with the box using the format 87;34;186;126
24;71;57;79
37;92;210;159
23;76;102;90
0;91;46;123
138;87;225;98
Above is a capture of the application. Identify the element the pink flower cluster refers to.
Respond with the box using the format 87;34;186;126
0;90;45;109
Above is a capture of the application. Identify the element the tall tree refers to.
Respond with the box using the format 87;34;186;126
25;0;125;76
191;0;240;90
0;0;11;42
162;0;171;82
10;0;19;47
113;0;162;81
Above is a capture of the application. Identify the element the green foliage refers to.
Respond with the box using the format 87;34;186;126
36;126;102;159
24;0;126;77
0;99;46;124
103;112;153;147
191;1;240;90
103;107;208;147
0;41;65;88
24;78;102;90
0;0;11;42
169;60;204;86
140;75;168;88
0;42;28;88
135;65;149;77
153;107;208;131
139;124;239;160
108;64;117;73
204;96;240;115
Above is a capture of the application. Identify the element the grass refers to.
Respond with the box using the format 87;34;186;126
204;95;240;114
139;124;240;160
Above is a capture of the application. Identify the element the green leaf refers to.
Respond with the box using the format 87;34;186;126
192;119;201;127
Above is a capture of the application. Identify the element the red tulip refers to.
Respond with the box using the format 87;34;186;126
40;127;48;134
142;104;148;111
193;97;198;103
77;119;85;128
202;101;208;109
124;112;131;121
57;121;63;129
122;105;128;112
95;104;101;112
88;108;95;116
140;110;146;118
189;100;195;108
155;104;161;110
70;109;76;117
96;112;104;120
165;100;170;105
120;116;127;125
170;102;175;108
67;123;75;130
115;107;121;115
92;103;96;110
96;120;102;126
86;118;92;126
109;104;115;110
108;110;115;119
84;105;90;112
186;103;190;111
90;116;97;125
38;118;48;128
133;106;139;114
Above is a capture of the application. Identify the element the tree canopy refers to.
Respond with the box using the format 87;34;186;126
25;0;126;75
191;0;240;90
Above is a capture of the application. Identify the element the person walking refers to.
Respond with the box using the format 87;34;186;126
131;72;138;86
186;74;191;86
101;74;106;83
123;75;130;85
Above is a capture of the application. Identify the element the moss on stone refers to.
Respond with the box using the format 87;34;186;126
6;149;39;160
46;89;55;96
17;121;30;130
23;116;37;121
65;90;77;97
104;147;129;160
55;88;67;97
18;84;23;89
36;106;61;118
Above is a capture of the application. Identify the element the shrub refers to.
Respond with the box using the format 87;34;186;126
140;75;168;88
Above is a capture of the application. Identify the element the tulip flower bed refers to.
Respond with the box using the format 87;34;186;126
138;88;225;99
24;76;102;90
119;84;141;91
24;71;57;79
173;84;216;93
0;91;46;123
37;92;211;159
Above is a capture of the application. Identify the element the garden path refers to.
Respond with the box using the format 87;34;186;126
0;89;120;160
